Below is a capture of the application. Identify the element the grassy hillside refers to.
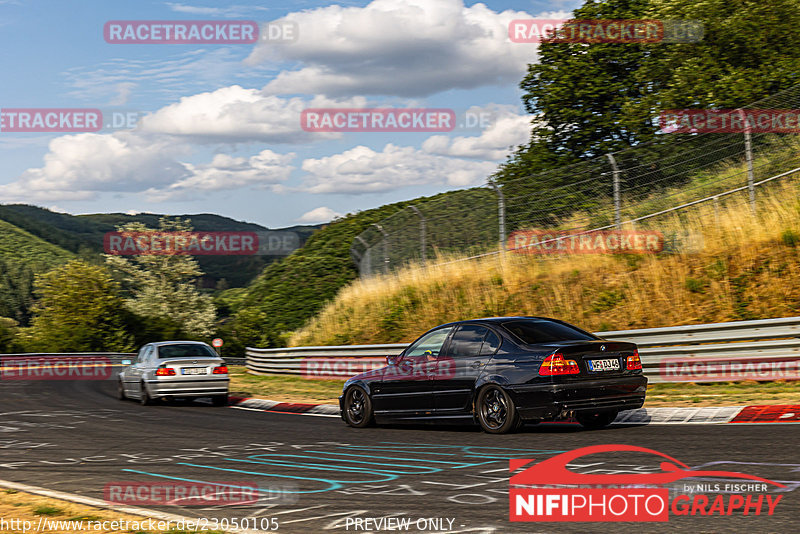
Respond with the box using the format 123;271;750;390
229;188;493;348
291;177;800;346
0;218;74;271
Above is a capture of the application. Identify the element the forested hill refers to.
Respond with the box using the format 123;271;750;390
0;204;319;288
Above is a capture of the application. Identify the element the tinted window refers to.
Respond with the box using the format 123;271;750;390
405;327;454;358
480;330;501;355
502;320;597;344
447;325;488;358
157;344;217;359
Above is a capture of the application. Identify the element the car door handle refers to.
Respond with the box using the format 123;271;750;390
471;361;482;369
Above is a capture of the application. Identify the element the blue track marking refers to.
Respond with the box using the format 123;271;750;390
118;442;567;496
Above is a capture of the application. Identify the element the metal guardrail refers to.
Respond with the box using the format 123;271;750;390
0;353;246;366
0;352;135;363
246;316;800;383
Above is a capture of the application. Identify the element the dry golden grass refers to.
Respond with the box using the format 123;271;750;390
291;178;800;346
0;488;222;534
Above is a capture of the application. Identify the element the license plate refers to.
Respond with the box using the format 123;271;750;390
588;358;620;371
181;368;207;375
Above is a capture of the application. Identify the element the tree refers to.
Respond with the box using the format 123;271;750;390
0;259;35;326
25;260;134;352
0;317;20;353
635;0;800;110
105;217;216;339
500;0;800;178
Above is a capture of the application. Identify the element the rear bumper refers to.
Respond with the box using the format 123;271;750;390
508;375;647;421
145;377;229;398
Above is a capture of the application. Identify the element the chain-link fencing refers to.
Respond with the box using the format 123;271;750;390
352;83;800;276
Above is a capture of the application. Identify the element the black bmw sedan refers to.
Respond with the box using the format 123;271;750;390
339;317;647;433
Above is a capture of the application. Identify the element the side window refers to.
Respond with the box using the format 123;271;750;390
447;325;489;358
480;330;501;356
405;327;454;358
142;346;154;364
136;345;149;364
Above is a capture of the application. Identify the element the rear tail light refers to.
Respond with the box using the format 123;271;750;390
539;353;580;376
626;349;642;370
213;366;228;375
155;367;175;376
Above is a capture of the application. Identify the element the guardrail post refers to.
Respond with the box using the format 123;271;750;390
409;205;426;265
738;109;756;214
490;182;506;252
606;153;622;229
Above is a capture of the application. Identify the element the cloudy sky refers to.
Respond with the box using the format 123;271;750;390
0;0;579;227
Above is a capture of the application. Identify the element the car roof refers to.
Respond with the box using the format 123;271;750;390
434;316;562;329
148;340;211;347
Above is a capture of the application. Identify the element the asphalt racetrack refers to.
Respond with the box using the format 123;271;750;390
0;379;798;533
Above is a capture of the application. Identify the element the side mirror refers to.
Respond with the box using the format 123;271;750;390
386;354;400;365
121;359;132;365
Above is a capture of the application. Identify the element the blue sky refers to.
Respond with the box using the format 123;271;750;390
0;0;581;228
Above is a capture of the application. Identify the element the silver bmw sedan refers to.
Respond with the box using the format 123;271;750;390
117;341;229;406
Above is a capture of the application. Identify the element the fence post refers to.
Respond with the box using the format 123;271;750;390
738;108;756;214
490;182;506;252
353;235;370;277
372;223;390;274
606;153;621;229
409;205;426;265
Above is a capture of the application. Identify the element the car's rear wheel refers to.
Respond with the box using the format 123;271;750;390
476;385;519;434
576;410;618;430
343;386;374;428
212;394;228;407
117;379;126;400
139;382;153;406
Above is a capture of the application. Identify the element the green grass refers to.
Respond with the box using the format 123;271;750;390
230;366;799;407
646;381;800;406
229;366;343;403
32;505;63;515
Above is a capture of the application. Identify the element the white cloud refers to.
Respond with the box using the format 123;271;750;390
144;149;295;201
63;49;272;103
108;82;137;106
0;132;192;202
299;144;497;194
139;86;365;143
297;206;343;223
248;0;544;97
422;105;531;159
165;2;271;17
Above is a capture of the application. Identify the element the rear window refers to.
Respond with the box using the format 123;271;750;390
157;344;217;359
501;320;597;344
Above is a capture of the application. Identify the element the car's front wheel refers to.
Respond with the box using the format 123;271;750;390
576;410;618;430
343;386;374;428
117;379;126;400
476;385;519;434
